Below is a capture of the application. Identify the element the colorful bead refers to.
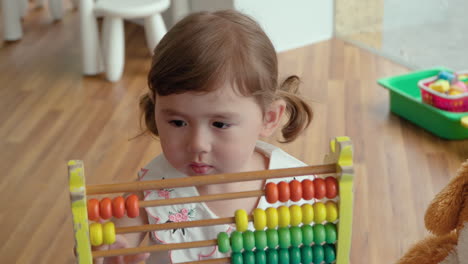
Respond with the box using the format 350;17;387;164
278;248;289;264
278;227;291;249
100;198;113;220
266;248;278;264
314;202;326;223
278;181;290;202
289;205;302;226
277;206;290;227
289;247;301;264
313;245;324;264
103;221;116;245
266;229;278;249
125;194;139;218
300;245;313;264
301;179;315;200
112;196;125;218
87;199;100;221
325;223;337;244
217;232;231;253
313;224;326;245
253;208;267;231
230;231;244;253
289;180;302;202
301;204;314;224
290;226;303;247
89;223;103;246
325;201;338;222
265;182;278;204
243;230;255;251
254;231;267;250
325;177;338;198
231;252;243;264
324;244;336;264
314;178;326;199
235;209;249;232
301;225;314;245
255;250;266;264
243;251;255;264
266;207;278;229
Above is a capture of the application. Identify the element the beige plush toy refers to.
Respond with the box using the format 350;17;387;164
397;159;468;264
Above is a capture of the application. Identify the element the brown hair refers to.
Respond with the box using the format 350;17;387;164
140;10;312;143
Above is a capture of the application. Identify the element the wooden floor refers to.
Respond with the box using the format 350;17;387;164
1;7;467;264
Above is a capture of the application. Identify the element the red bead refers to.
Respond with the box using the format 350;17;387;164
302;179;315;200
100;198;113;220
278;181;290;202
112;196;125;218
314;178;326;199
126;194;140;218
87;199;100;221
289;180;302;202
265;182;279;204
325;177;338;198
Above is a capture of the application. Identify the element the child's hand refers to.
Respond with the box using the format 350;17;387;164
93;234;150;264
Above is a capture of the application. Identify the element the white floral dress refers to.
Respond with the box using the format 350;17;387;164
139;141;315;264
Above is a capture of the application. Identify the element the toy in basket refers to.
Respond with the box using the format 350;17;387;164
68;137;354;264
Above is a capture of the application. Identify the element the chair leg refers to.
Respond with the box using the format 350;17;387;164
1;0;23;40
79;0;102;75
48;0;63;20
102;16;125;82
144;14;167;55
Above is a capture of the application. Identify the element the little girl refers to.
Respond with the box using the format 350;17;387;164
95;9;313;264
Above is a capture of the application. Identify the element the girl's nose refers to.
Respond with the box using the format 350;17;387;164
187;128;211;154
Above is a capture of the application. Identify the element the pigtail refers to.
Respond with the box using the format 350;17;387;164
139;92;159;137
277;75;313;143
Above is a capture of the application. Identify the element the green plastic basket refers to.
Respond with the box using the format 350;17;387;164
378;67;468;140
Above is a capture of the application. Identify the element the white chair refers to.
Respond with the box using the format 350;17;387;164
80;0;170;82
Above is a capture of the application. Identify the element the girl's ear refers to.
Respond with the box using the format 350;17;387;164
260;99;286;138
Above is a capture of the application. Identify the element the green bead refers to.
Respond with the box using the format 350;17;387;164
300;246;313;264
266;248;278;264
231;252;243;264
243;231;255;251
231;231;244;253
325;223;337;244
278;248;289;264
243;251;255;264
313;245;324;264
324;244;336;264
266;229;279;249
217;232;231;253
278;227;291;249
289;247;301;264
290;226;303;247
255;230;268;250
301;225;314;245
255;250;267;264
313;224;326;245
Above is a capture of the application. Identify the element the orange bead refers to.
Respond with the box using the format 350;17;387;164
88;199;100;221
302;179;315;200
289;180;302;202
112;196;125;218
278;181;290;202
126;194;140;218
325;177;338;198
100;198;113;220
265;182;279;204
314;178;326;199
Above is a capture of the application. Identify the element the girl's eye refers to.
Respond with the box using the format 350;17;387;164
212;121;231;129
169;120;187;127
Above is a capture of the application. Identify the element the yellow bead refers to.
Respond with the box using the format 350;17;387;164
103;221;116;245
235;209;249;232
326;201;338;222
278;205;290;227
253;208;267;231
89;223;103;246
266;207;278;229
301;204;314;224
289;205;302;226
314;202;326;223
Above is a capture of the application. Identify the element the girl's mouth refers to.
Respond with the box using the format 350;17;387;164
189;163;213;174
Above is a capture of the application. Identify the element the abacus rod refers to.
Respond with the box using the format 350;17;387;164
139;190;264;207
115;216;253;234
178;258;230;264
92;239;218;258
86;164;337;195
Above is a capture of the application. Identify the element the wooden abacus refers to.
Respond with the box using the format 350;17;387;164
69;137;354;264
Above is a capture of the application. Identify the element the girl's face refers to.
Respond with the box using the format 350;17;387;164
154;84;272;176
